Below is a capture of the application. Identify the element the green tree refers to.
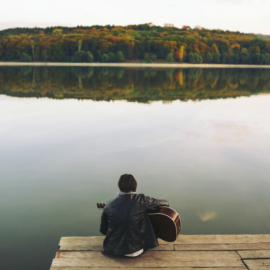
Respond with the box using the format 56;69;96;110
73;50;93;62
194;53;203;63
211;44;220;63
0;44;3;59
213;53;220;63
31;40;35;61
20;53;32;62
187;52;195;63
85;51;94;62
109;52;116;62
253;53;261;64
116;51;125;62
166;53;174;62
102;53;109;62
221;52;227;63
265;53;270;65
41;50;48;61
78;40;82;52
206;52;213;63
240;48;249;64
144;53;150;61
150;54;157;61
53;29;63;35
230;53;239;64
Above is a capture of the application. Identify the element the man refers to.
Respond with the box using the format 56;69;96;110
100;174;169;257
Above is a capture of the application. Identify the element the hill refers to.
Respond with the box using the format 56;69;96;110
0;24;270;64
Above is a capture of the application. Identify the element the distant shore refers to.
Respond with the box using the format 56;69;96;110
1;62;270;68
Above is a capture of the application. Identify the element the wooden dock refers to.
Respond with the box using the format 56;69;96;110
50;235;270;269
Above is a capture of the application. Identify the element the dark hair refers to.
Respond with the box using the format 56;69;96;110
118;174;137;192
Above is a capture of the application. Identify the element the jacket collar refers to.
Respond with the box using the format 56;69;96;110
118;191;136;196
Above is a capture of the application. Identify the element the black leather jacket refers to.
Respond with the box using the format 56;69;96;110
100;193;169;255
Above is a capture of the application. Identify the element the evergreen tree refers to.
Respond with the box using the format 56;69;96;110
188;52;195;63
116;51;125;62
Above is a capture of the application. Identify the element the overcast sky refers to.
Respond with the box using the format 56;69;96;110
0;0;269;34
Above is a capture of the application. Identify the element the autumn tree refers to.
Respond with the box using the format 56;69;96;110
180;46;184;63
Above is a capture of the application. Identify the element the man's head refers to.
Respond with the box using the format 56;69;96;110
118;174;137;193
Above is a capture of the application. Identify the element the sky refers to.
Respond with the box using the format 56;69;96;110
0;0;269;35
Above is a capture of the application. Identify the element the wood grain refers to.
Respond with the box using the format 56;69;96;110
52;251;243;268
59;244;174;251
52;258;244;268
244;259;270;270
60;235;270;246
171;234;270;244
50;265;247;270
238;250;270;259
175;243;270;251
50;235;270;269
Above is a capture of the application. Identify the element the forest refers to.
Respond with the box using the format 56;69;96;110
0;24;270;64
1;67;270;102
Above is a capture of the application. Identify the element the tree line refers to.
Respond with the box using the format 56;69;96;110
1;67;270;102
0;24;270;64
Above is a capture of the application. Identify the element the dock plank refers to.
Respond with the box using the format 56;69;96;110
51;235;270;269
60;235;270;246
52;258;244;268
50;265;247;270
175;243;270;251
59;237;103;246
244;259;270;270
172;234;270;244
56;250;240;260
52;251;243;268
59;244;174;251
238;250;270;259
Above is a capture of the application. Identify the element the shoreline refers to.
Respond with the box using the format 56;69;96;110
1;62;270;68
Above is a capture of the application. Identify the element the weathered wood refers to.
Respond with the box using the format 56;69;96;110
238;250;270;259
50;265;247;270
59;236;171;246
171;234;270;244
59;237;104;247
59;245;101;251
56;250;240;260
60;235;270;246
175;243;270;251
59;244;174;251
52;258;244;268
52;251;243;268
243;259;270;270
51;235;270;269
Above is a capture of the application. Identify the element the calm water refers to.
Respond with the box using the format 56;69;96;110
1;67;270;270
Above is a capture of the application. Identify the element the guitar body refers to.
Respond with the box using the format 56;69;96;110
148;207;181;242
97;203;181;243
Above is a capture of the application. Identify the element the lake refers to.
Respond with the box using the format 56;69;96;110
1;67;270;270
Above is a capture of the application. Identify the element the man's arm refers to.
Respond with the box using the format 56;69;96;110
145;196;169;211
100;211;108;235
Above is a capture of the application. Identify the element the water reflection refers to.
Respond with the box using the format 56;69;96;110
199;212;217;222
0;67;270;101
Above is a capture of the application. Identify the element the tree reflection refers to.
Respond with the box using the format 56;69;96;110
0;67;270;102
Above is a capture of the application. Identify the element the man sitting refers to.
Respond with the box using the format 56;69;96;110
100;174;169;257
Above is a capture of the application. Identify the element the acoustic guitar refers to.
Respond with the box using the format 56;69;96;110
97;203;181;242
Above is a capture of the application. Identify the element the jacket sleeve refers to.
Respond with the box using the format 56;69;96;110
100;210;108;235
144;195;169;211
